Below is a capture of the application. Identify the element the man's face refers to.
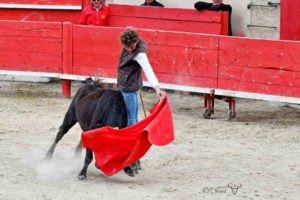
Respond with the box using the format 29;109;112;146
145;0;154;3
123;42;138;54
91;0;102;9
213;0;223;4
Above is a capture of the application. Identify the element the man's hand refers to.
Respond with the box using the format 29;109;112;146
155;86;165;98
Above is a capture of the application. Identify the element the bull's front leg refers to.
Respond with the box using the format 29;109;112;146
78;148;93;180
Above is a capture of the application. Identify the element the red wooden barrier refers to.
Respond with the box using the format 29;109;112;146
0;0;82;5
0;0;83;23
72;25;219;88
0;20;62;73
218;36;300;98
0;3;228;36
108;4;228;35
280;0;300;41
1;20;300;103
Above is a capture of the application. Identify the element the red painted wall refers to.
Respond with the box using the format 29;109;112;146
218;36;300;97
72;25;219;88
0;21;62;73
108;4;228;35
0;4;228;35
280;0;300;40
0;0;82;5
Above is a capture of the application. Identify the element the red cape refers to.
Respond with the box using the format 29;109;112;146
81;95;174;176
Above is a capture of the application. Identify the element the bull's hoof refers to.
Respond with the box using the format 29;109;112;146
136;160;142;170
75;147;82;157
131;161;142;173
77;174;87;180
124;167;135;177
44;152;53;160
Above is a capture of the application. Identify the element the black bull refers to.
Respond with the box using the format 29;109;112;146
45;83;129;179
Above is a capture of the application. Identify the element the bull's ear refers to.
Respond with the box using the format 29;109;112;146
82;77;93;84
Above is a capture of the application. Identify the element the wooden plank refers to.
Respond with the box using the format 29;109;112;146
219;36;300;72
290;14;300;40
0;20;62;38
0;0;82;5
219;65;300;87
0;36;61;53
0;10;81;23
73;53;118;69
73;26;219;51
140;30;219;49
72;25;121;54
72;67;117;77
156;73;217;88
108;16;222;34
109;4;222;23
148;45;218;77
0;51;62;73
218;79;300;98
280;0;289;40
215;89;300;104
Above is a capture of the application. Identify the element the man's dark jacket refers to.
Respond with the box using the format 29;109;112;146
141;0;164;7
194;1;232;36
117;40;147;92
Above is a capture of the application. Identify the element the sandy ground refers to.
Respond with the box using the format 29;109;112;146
0;81;299;200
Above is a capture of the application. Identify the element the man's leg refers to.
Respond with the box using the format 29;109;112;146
122;91;139;176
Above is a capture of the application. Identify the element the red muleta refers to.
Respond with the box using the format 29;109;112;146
81;95;174;176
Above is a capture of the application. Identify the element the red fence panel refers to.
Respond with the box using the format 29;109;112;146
0;20;63;73
218;36;300;97
108;4;228;35
0;0;82;23
0;0;82;5
0;10;81;23
280;0;300;41
72;25;219;88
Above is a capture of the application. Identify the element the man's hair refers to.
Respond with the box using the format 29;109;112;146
120;28;140;47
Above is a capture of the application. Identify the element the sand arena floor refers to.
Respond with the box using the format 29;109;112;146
0;81;299;200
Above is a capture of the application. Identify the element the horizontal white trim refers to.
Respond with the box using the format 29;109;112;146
0;71;214;94
143;81;214;94
0;3;82;10
62;74;214;94
215;89;300;104
0;70;61;78
8;70;300;104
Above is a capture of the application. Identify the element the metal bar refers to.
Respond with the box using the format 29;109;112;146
268;1;280;6
247;3;278;9
247;24;277;29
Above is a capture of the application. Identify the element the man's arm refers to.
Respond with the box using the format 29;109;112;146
134;52;163;97
194;2;213;11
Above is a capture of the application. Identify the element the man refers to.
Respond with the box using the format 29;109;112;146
141;0;164;7
79;0;108;26
194;0;232;35
117;28;163;177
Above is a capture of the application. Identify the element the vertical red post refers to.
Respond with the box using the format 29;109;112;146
221;11;229;35
280;0;290;40
62;22;73;97
280;0;300;41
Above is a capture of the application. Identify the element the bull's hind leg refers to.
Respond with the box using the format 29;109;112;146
78;149;93;180
75;139;82;156
45;102;77;159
